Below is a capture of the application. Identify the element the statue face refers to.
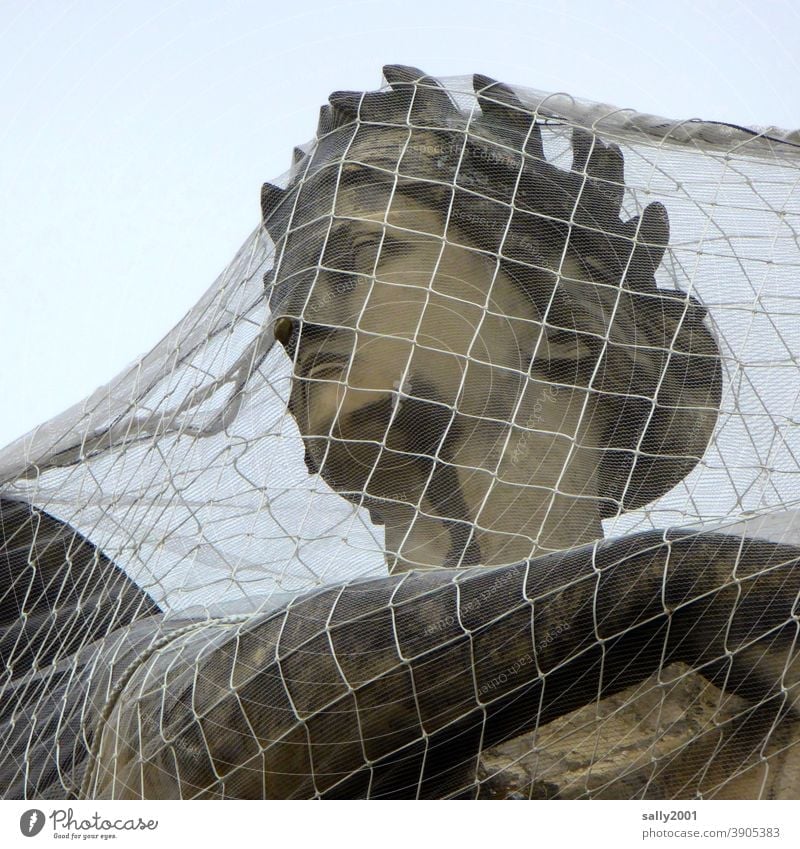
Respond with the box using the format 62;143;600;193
264;70;722;571
270;188;607;570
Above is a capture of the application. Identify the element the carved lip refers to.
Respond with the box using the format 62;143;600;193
300;354;350;382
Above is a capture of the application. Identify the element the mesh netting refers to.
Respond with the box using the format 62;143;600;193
1;66;799;799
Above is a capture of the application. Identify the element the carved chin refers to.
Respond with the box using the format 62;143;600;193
297;393;427;505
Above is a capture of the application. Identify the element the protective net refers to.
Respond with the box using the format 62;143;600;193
1;66;800;800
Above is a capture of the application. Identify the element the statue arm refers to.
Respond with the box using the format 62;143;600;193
84;529;800;798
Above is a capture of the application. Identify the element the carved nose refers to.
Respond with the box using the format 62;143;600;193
273;316;295;347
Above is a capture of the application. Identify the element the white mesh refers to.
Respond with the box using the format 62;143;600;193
1;67;799;800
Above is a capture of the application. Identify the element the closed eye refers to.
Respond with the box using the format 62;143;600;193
352;231;404;263
352;233;384;250
322;225;418;273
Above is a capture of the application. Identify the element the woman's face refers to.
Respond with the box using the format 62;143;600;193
270;190;606;570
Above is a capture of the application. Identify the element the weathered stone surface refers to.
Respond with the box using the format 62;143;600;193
479;664;800;799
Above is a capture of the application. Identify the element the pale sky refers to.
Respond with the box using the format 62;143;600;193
1;0;798;449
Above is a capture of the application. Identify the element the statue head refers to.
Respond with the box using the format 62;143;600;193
262;66;722;571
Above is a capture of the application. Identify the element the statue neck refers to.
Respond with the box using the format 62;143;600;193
383;381;605;572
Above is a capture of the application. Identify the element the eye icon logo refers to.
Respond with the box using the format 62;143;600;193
20;810;45;837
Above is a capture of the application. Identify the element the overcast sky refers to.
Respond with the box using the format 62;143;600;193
1;0;797;449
